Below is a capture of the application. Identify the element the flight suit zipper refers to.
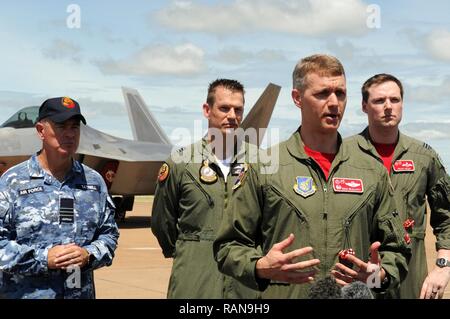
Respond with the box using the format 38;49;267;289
269;185;307;223
307;157;330;274
185;170;214;207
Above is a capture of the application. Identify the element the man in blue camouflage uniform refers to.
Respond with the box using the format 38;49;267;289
0;97;119;299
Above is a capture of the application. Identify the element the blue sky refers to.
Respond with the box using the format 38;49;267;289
0;0;449;170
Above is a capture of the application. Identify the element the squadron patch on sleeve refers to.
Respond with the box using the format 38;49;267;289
158;163;169;182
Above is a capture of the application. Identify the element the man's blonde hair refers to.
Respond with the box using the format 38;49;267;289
292;54;345;90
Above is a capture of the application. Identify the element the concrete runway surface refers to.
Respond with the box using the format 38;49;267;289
95;197;450;299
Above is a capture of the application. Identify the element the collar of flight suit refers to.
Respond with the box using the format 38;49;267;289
196;136;248;165
285;127;349;164
27;153;83;180
356;127;413;161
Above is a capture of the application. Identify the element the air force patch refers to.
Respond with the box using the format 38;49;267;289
293;176;316;198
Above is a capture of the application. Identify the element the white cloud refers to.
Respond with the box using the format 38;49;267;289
155;0;369;36
215;48;286;65
42;39;82;63
425;29;450;61
95;43;205;76
401;122;450;141
407;77;450;104
326;39;358;60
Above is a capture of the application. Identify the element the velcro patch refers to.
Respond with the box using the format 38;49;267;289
231;163;245;176
18;186;44;196
76;184;100;191
332;178;364;193
158;163;169;182
393;160;415;172
59;197;74;224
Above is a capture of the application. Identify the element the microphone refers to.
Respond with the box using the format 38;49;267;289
341;281;374;299
308;276;342;299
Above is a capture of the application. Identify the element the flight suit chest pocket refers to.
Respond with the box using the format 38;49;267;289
338;189;376;257
263;185;310;251
393;165;425;196
183;170;215;208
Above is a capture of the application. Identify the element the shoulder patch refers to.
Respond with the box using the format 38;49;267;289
158;163;170;182
176;147;186;154
422;142;432;150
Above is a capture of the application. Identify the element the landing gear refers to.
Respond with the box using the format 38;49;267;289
112;195;135;221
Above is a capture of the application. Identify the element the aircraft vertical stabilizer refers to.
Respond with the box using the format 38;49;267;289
122;87;171;145
240;83;281;147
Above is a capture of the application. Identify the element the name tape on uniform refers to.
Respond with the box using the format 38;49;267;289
19;186;44;196
393;160;415;172
332;178;364;193
76;184;100;191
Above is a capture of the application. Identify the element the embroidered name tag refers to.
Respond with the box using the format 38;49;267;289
332;178;364;193
393;160;415;172
19;186;44;196
59;197;74;224
76;184;100;191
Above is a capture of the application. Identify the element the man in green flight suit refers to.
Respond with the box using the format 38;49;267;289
213;54;411;299
347;73;450;299
151;79;259;298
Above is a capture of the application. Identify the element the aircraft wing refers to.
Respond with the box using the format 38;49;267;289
78;125;172;195
78;125;172;162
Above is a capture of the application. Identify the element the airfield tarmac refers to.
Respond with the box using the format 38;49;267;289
94;197;450;299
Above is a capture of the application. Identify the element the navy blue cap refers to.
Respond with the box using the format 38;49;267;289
37;97;86;124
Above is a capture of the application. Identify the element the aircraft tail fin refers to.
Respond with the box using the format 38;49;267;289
122;87;171;145
240;83;281;147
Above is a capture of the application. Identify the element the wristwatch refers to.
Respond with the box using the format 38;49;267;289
436;257;450;268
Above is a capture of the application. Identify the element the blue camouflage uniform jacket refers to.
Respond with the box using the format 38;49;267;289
0;154;119;299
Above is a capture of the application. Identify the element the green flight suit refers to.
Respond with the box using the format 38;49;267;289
151;138;259;299
347;128;450;298
214;130;410;299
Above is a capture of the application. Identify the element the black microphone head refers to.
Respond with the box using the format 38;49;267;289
341;281;374;299
308;276;342;299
